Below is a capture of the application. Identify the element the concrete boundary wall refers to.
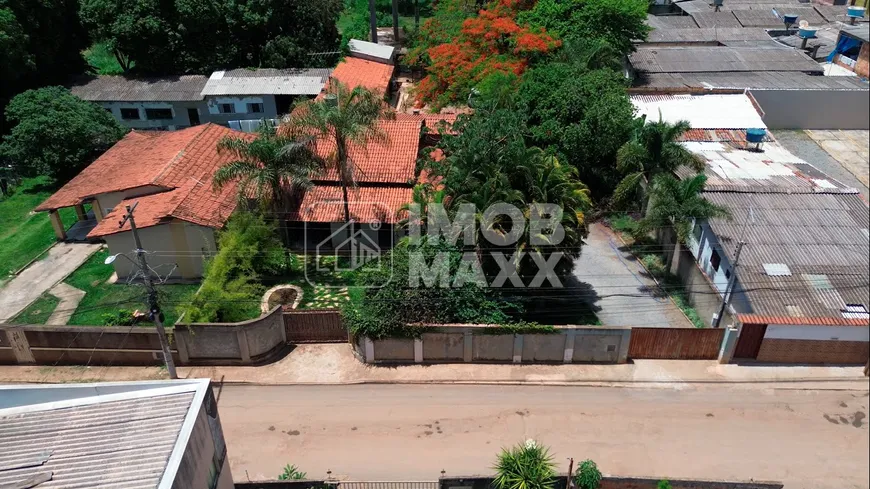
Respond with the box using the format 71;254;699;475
750;89;870;130
355;324;631;365
440;475;783;489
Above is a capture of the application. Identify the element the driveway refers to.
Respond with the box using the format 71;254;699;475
0;242;101;323
572;223;692;328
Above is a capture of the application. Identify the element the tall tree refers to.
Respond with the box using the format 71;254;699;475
0;87;126;182
284;80;394;223
642;173;730;274
614;116;704;211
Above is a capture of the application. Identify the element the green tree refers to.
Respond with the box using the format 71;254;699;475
614;117;704;211
285;80;394;222
213;124;321;216
657;480;673;489
492;439;557;489
642;173;730;274
573;459;602;489
0;87;126;182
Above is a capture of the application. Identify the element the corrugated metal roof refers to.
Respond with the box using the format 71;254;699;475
0;390;195;489
200;68;331;96
631;93;765;128
646;27;773;43
691;11;744;28
840;23;870;43
732;7;825;28
348;39;396;62
70;75;209;102
632;71;869;89
815;5;870;23
646;14;699;29
629;47;824;73
702;192;869;319
772;33;836;59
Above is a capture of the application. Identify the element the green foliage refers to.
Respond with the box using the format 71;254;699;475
492;440;557;489
482;321;556;335
640;254;666;277
642;174;731;244
101;309;136;326
79;0;342;75
518;0;649;56
84;41;128;75
278;464;307;481
344;239;514;339
657;480;672;489
183;211;286;322
10;293;59;324
404;0;474;67
0;87;127;182
573;459;602;489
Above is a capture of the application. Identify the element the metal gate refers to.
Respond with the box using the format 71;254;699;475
283;309;347;343
733;323;767;360
628;327;725;360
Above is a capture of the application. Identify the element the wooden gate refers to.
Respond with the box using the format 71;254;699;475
733;323;767;360
283;309;347;343
628;327;725;360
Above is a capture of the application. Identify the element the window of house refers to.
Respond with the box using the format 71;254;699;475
247;102;264;114
218;103;235;114
710;249;721;272
120;108;140;120
145;108;173;120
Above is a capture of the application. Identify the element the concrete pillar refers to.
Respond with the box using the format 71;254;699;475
74;203;87;222
5;327;35;364
617;328;631;364
92;201;105;222
563;329;576;363
174;329;191;364
718;326;739;364
49;210;66;241
414;338;423;363
237;329;251;363
463;331;472;362
512;335;523;364
364;337;375;363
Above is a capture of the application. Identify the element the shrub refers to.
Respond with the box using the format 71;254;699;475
101;309;136;326
657;480;672;489
278;464;307;480
493;439;556;489
574;459;602;489
641;254;666;278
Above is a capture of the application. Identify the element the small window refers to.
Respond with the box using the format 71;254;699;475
145;108;173;120
710;249;721;272
725;269;731;279
247;102;264;114
120;108;140;120
218;103;235;114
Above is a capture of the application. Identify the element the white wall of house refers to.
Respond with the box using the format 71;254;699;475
688;219;752;315
94;185;168;217
103;220;216;280
203;95;278;125
765;325;870;342
100;101;206;130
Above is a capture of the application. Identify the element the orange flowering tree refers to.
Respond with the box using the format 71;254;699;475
415;0;559;109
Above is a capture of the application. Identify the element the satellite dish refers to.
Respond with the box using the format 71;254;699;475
104;255;117;265
799;20;809;28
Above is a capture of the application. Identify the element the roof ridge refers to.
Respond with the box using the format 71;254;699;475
150;124;215;187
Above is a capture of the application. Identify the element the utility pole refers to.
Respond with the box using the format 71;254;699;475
369;0;378;44
118;202;178;379
713;241;745;329
392;0;400;43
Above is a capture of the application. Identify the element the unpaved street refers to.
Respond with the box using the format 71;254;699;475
217;384;869;488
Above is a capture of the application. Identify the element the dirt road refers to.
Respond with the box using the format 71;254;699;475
217;384;869;488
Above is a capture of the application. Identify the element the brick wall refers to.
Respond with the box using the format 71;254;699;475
756;338;869;364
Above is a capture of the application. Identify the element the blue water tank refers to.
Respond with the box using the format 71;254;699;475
746;128;766;143
712;0;724;6
799;27;817;38
847;6;865;18
783;14;799;25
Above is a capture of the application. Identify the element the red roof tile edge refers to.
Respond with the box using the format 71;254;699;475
737;314;870;327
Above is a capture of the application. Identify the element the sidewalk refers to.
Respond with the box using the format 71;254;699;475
1;344;867;390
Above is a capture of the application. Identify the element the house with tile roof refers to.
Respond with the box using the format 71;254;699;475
631;93;869;365
36;124;254;280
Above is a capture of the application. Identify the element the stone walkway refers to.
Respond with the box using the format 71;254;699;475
45;283;86;325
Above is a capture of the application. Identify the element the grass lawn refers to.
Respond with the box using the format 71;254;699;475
83;42;129;75
12;294;60;324
61;249;199;326
0;177;78;278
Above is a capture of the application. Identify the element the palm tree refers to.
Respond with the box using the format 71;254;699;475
398;182;449;235
557;38;622;73
642;173;730;274
614;115;704;211
493;439;557;489
284;80;394;223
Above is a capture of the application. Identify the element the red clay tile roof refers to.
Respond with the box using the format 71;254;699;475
329;57;394;94
313;119;422;184
737;314;869;327
291;184;412;224
395;113;459;135
39;123;254;237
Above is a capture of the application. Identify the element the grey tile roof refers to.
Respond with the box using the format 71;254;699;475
691;11;744;28
70;75;209;102
815;5;870;23
0;391;195;489
629;46;824;73
632;70;869;89
201;68;332;96
732;7;825;28
646;14;699;29
646;27;773;43
702;192;869;319
840;23;870;43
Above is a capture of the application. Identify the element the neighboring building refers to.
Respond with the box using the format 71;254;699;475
70;75;210;131
36;124;253;280
632;93;869;364
0;379;233;489
829;23;870;77
328;56;395;95
348;39;396;65
629;46;824;77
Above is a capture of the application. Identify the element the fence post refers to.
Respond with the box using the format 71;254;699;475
364;337;375;363
562;329;576;363
718;326;739;364
463;331;473;362
237;329;251;364
414;338;423;363
513;334;523;364
174;328;191;364
5;327;35;365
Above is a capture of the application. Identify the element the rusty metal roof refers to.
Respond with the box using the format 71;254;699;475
0;380;210;489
